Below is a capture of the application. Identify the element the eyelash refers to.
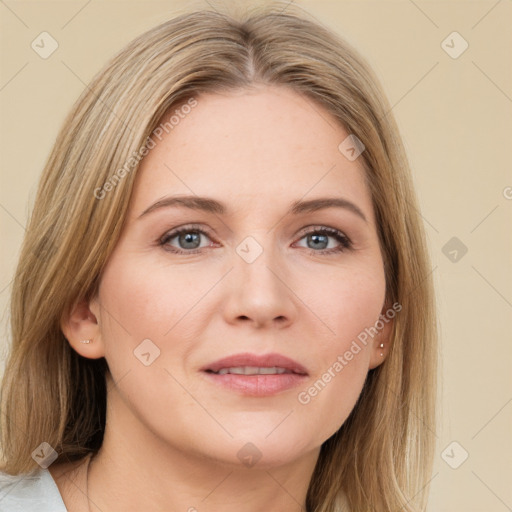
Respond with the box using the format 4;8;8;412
158;224;352;256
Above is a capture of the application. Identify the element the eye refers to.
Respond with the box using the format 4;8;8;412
159;224;214;254
294;226;352;255
158;224;352;256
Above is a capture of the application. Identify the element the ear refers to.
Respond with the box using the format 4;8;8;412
368;306;395;370
60;296;105;359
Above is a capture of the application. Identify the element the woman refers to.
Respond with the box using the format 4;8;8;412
0;2;437;511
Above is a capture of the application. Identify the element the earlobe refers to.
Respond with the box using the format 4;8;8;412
368;310;394;370
60;297;105;359
369;335;391;369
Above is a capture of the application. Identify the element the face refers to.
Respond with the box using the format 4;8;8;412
66;85;391;468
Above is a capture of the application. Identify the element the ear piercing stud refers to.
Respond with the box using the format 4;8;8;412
379;343;384;357
80;339;92;344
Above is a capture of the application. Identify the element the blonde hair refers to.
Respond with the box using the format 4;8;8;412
0;3;437;511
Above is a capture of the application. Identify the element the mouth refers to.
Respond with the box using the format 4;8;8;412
200;352;308;396
205;366;304;376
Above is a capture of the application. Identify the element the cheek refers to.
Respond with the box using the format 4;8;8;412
296;358;370;448
316;264;386;345
95;256;173;377
95;259;203;432
98;256;210;343
294;268;385;437
96;255;219;393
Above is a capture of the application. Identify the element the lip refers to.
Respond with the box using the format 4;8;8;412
201;352;308;375
200;352;309;397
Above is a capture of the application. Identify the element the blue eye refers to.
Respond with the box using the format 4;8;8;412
295;227;352;255
159;225;212;254
159;225;352;255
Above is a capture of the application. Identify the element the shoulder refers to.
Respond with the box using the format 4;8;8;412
0;468;67;511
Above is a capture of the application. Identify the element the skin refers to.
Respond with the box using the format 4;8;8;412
54;84;392;512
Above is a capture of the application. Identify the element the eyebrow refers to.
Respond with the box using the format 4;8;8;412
138;195;367;223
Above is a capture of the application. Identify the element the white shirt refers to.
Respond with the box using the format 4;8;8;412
0;468;67;511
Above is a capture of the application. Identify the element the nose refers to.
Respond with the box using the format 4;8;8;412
221;243;298;329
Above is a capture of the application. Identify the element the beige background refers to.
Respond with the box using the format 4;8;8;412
1;0;511;510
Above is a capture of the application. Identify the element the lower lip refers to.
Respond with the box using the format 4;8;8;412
202;371;308;396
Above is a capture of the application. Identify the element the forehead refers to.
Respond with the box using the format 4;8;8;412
130;85;373;222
